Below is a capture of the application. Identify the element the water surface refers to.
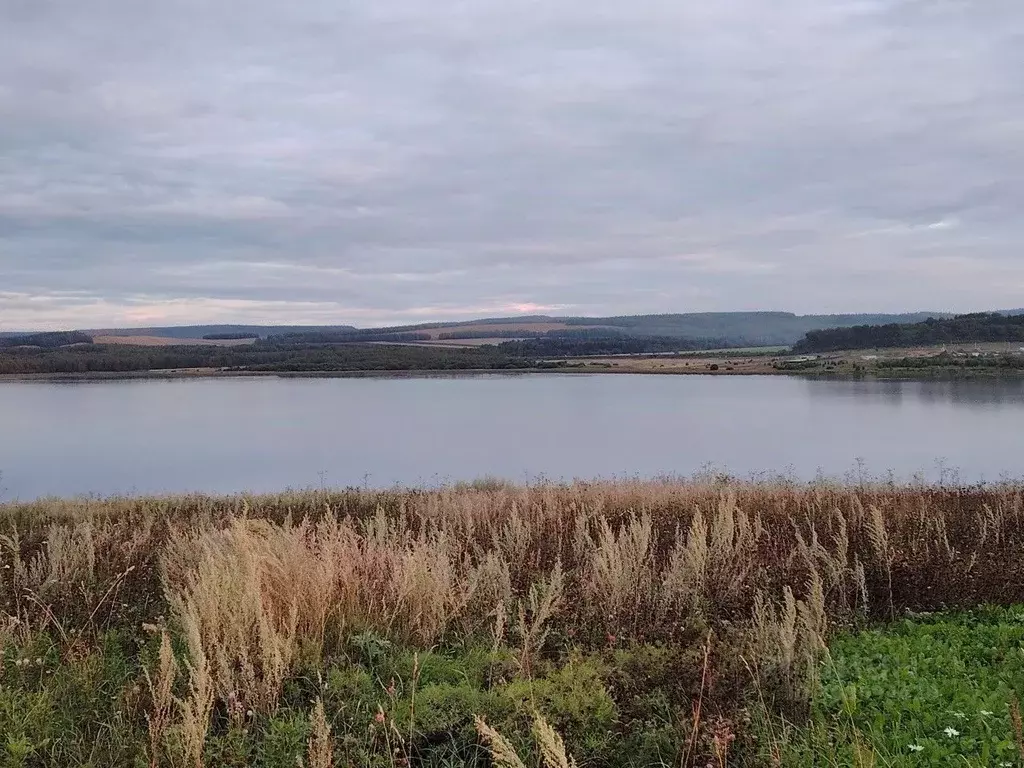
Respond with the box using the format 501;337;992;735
1;374;1022;499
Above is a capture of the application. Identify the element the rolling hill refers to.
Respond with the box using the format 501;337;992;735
69;312;960;348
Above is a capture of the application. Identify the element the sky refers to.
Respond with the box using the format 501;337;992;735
2;0;1023;330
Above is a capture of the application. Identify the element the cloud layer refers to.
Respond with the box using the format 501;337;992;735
2;0;1023;329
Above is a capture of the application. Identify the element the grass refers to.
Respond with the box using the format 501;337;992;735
1;479;1023;766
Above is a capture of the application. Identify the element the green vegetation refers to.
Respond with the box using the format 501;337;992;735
201;333;260;340
793;312;1024;353
10;312;1024;378
496;334;730;357
0;340;532;375
264;331;433;343
2;480;1024;766
0;331;93;349
773;607;1024;766
876;352;1024;373
11;310;967;352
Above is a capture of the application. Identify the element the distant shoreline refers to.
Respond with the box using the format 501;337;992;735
0;366;780;382
2;364;1022;383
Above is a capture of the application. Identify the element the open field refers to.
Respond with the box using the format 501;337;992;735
368;338;524;349
418;338;537;347
567;355;784;374
92;335;259;347
2;479;1024;766
413;322;587;339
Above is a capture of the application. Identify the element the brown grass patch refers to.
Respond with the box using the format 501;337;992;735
413;322;607;339
92;335;257;347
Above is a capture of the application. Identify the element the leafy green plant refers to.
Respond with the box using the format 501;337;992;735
768;607;1024;766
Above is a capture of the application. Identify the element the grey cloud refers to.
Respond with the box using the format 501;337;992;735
2;0;1024;328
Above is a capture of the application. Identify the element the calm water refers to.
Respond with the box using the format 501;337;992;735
1;374;1023;499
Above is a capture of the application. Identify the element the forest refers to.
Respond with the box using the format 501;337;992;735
0;340;532;375
496;334;725;357
792;312;1024;353
0;331;93;349
264;331;433;344
201;332;260;340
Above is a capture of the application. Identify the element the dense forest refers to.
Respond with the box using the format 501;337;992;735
201;332;260;340
264;330;432;344
0;340;532;375
0;331;93;349
496;334;728;357
792;312;1024;353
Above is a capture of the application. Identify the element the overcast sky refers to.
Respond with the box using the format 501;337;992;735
2;0;1023;330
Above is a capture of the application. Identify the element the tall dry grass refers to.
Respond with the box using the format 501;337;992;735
2;478;1024;761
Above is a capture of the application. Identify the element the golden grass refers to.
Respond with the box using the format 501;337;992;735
307;698;334;768
3;477;1024;764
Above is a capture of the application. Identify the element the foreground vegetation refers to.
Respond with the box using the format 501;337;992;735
2;479;1024;766
784;607;1024;765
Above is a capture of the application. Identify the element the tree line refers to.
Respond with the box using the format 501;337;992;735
0;341;532;375
0;331;93;349
792;313;1024;353
495;334;732;357
261;331;433;344
201;332;260;340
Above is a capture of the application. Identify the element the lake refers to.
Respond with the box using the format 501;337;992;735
1;374;1023;499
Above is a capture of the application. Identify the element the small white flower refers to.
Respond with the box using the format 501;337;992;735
981;710;994;716
907;744;924;752
997;763;1012;768
943;727;960;737
953;711;967;720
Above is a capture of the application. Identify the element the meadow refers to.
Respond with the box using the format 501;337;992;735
1;479;1023;767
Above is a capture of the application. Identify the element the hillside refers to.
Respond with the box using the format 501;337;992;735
74;312;953;348
0;331;93;349
561;311;950;345
84;324;356;340
357;312;951;346
793;312;1024;353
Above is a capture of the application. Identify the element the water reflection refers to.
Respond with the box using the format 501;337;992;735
804;377;1024;408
